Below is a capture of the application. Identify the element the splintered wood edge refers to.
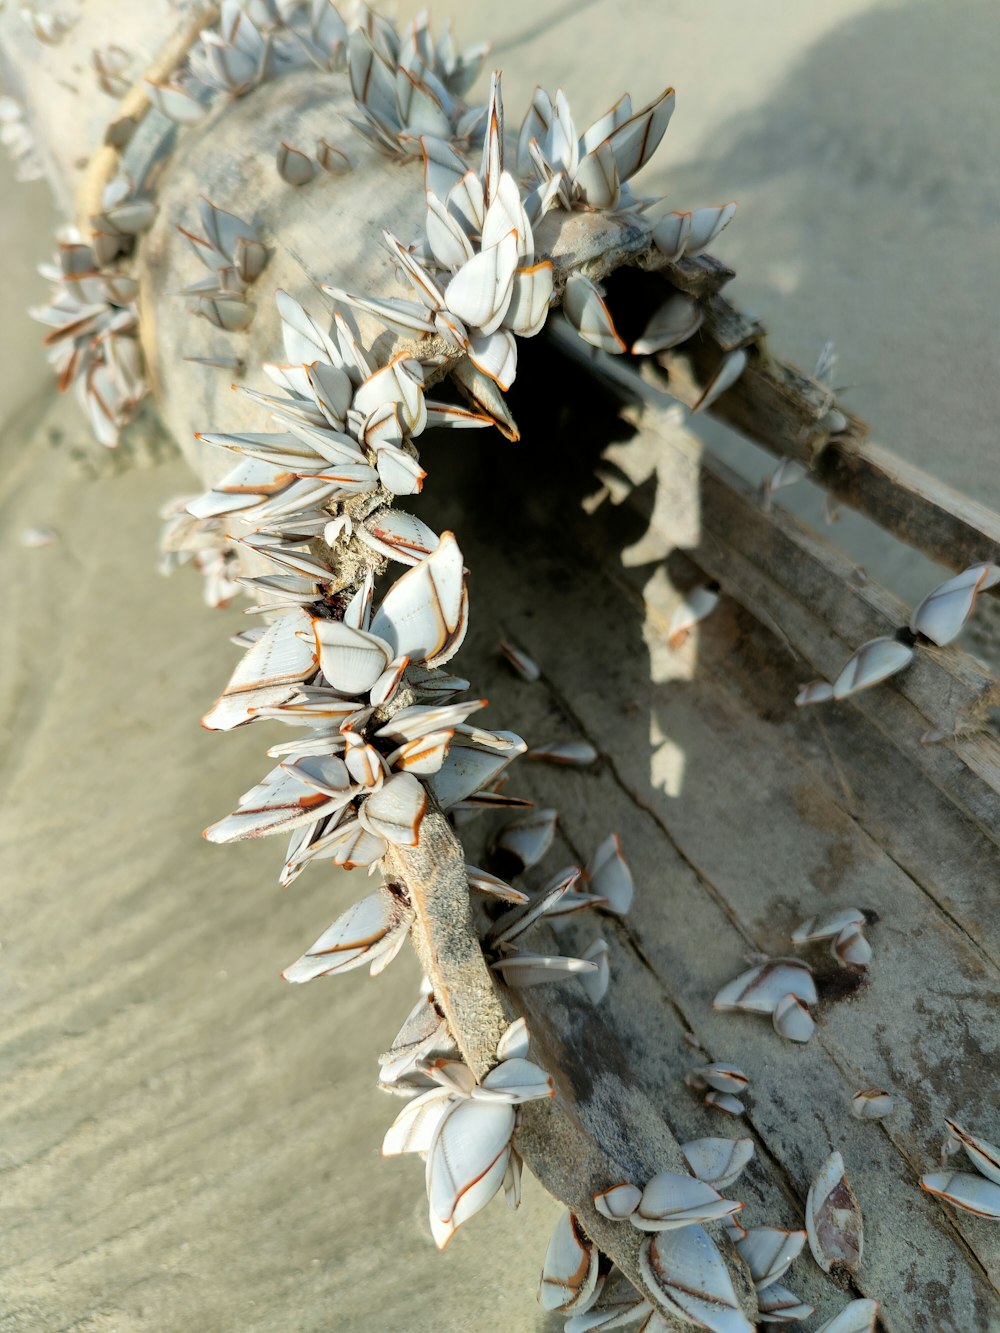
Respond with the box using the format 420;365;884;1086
555;229;1000;583
646;281;1000;579
385;813;757;1326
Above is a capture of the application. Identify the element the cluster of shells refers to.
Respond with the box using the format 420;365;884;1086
540;1147;876;1331
16;1;1000;1326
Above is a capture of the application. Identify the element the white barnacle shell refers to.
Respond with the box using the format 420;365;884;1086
274;288;341;366
851;1089;894;1120
734;1226;806;1291
919;1170;1000;1219
424;1094;515;1249
632;293;704;355
692;348;747;415
356;353;427;435
474;1057;555;1105
344;734;386;789
145;78;207;124
639;1225;754;1333
772;993;816;1043
504;1147;523;1210
604;86;675;182
311;619;392;695
685;203;737;255
358;510;438;566
499;637;540;680
316;138;351;174
375;700;486;743
505;260;554;337
384;729;453;778
651;211;692;262
713;959;817;1014
277;141;317;186
444;228;518;334
756;1284;814;1323
465;865;529;905
805;1152;864;1273
910;563;1000;646
423;1059;478;1098
494;808;558;870
691;1064;750;1096
565;1285;651;1331
381;1086;452;1156
491;952;598;988
202;765;346;842
791;907;866;944
631;1171;743;1232
668;586;720;648
496;1018;531;1063
563;274;626;354
426;731;525;810
681;1138;755;1192
761;457;808;512
704;1091;745;1117
943;1118;1000;1185
281;884;414;982
831;924;872;968
585;833;634;916
378;989;455;1089
538;1210;601;1313
813;1299;881;1333
370;532;468;668
579;938;610;1004
196;294;252;331
795;680;835;707
359;771;428;846
197;610;318;735
832;635;914;699
594;1183;642;1221
282;754;352;799
490;867;579;946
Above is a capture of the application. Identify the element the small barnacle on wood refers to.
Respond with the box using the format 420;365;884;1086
805;1151;864;1275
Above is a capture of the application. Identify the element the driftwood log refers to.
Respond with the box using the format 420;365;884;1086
4;4;999;1330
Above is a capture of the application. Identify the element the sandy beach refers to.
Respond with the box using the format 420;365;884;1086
2;3;999;1329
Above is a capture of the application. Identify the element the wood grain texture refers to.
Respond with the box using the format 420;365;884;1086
410;379;1000;1331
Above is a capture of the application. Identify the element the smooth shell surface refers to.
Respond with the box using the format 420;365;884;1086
640;1226;754;1333
805;1152;864;1273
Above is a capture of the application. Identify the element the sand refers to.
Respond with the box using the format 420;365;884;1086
2;2;999;1329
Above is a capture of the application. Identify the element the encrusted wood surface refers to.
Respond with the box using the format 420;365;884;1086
410;381;1000;1330
387;822;760;1327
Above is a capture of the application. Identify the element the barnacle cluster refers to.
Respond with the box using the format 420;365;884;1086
13;3;999;1326
28;0;852;1320
30;230;145;446
0;93;44;181
167;2;738;1282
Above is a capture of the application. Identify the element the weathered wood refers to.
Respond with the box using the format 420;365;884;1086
421;402;1000;1329
612;411;1000;858
654;322;1000;584
0;1;197;215
818;437;1000;580
386;814;759;1326
646;249;738;302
